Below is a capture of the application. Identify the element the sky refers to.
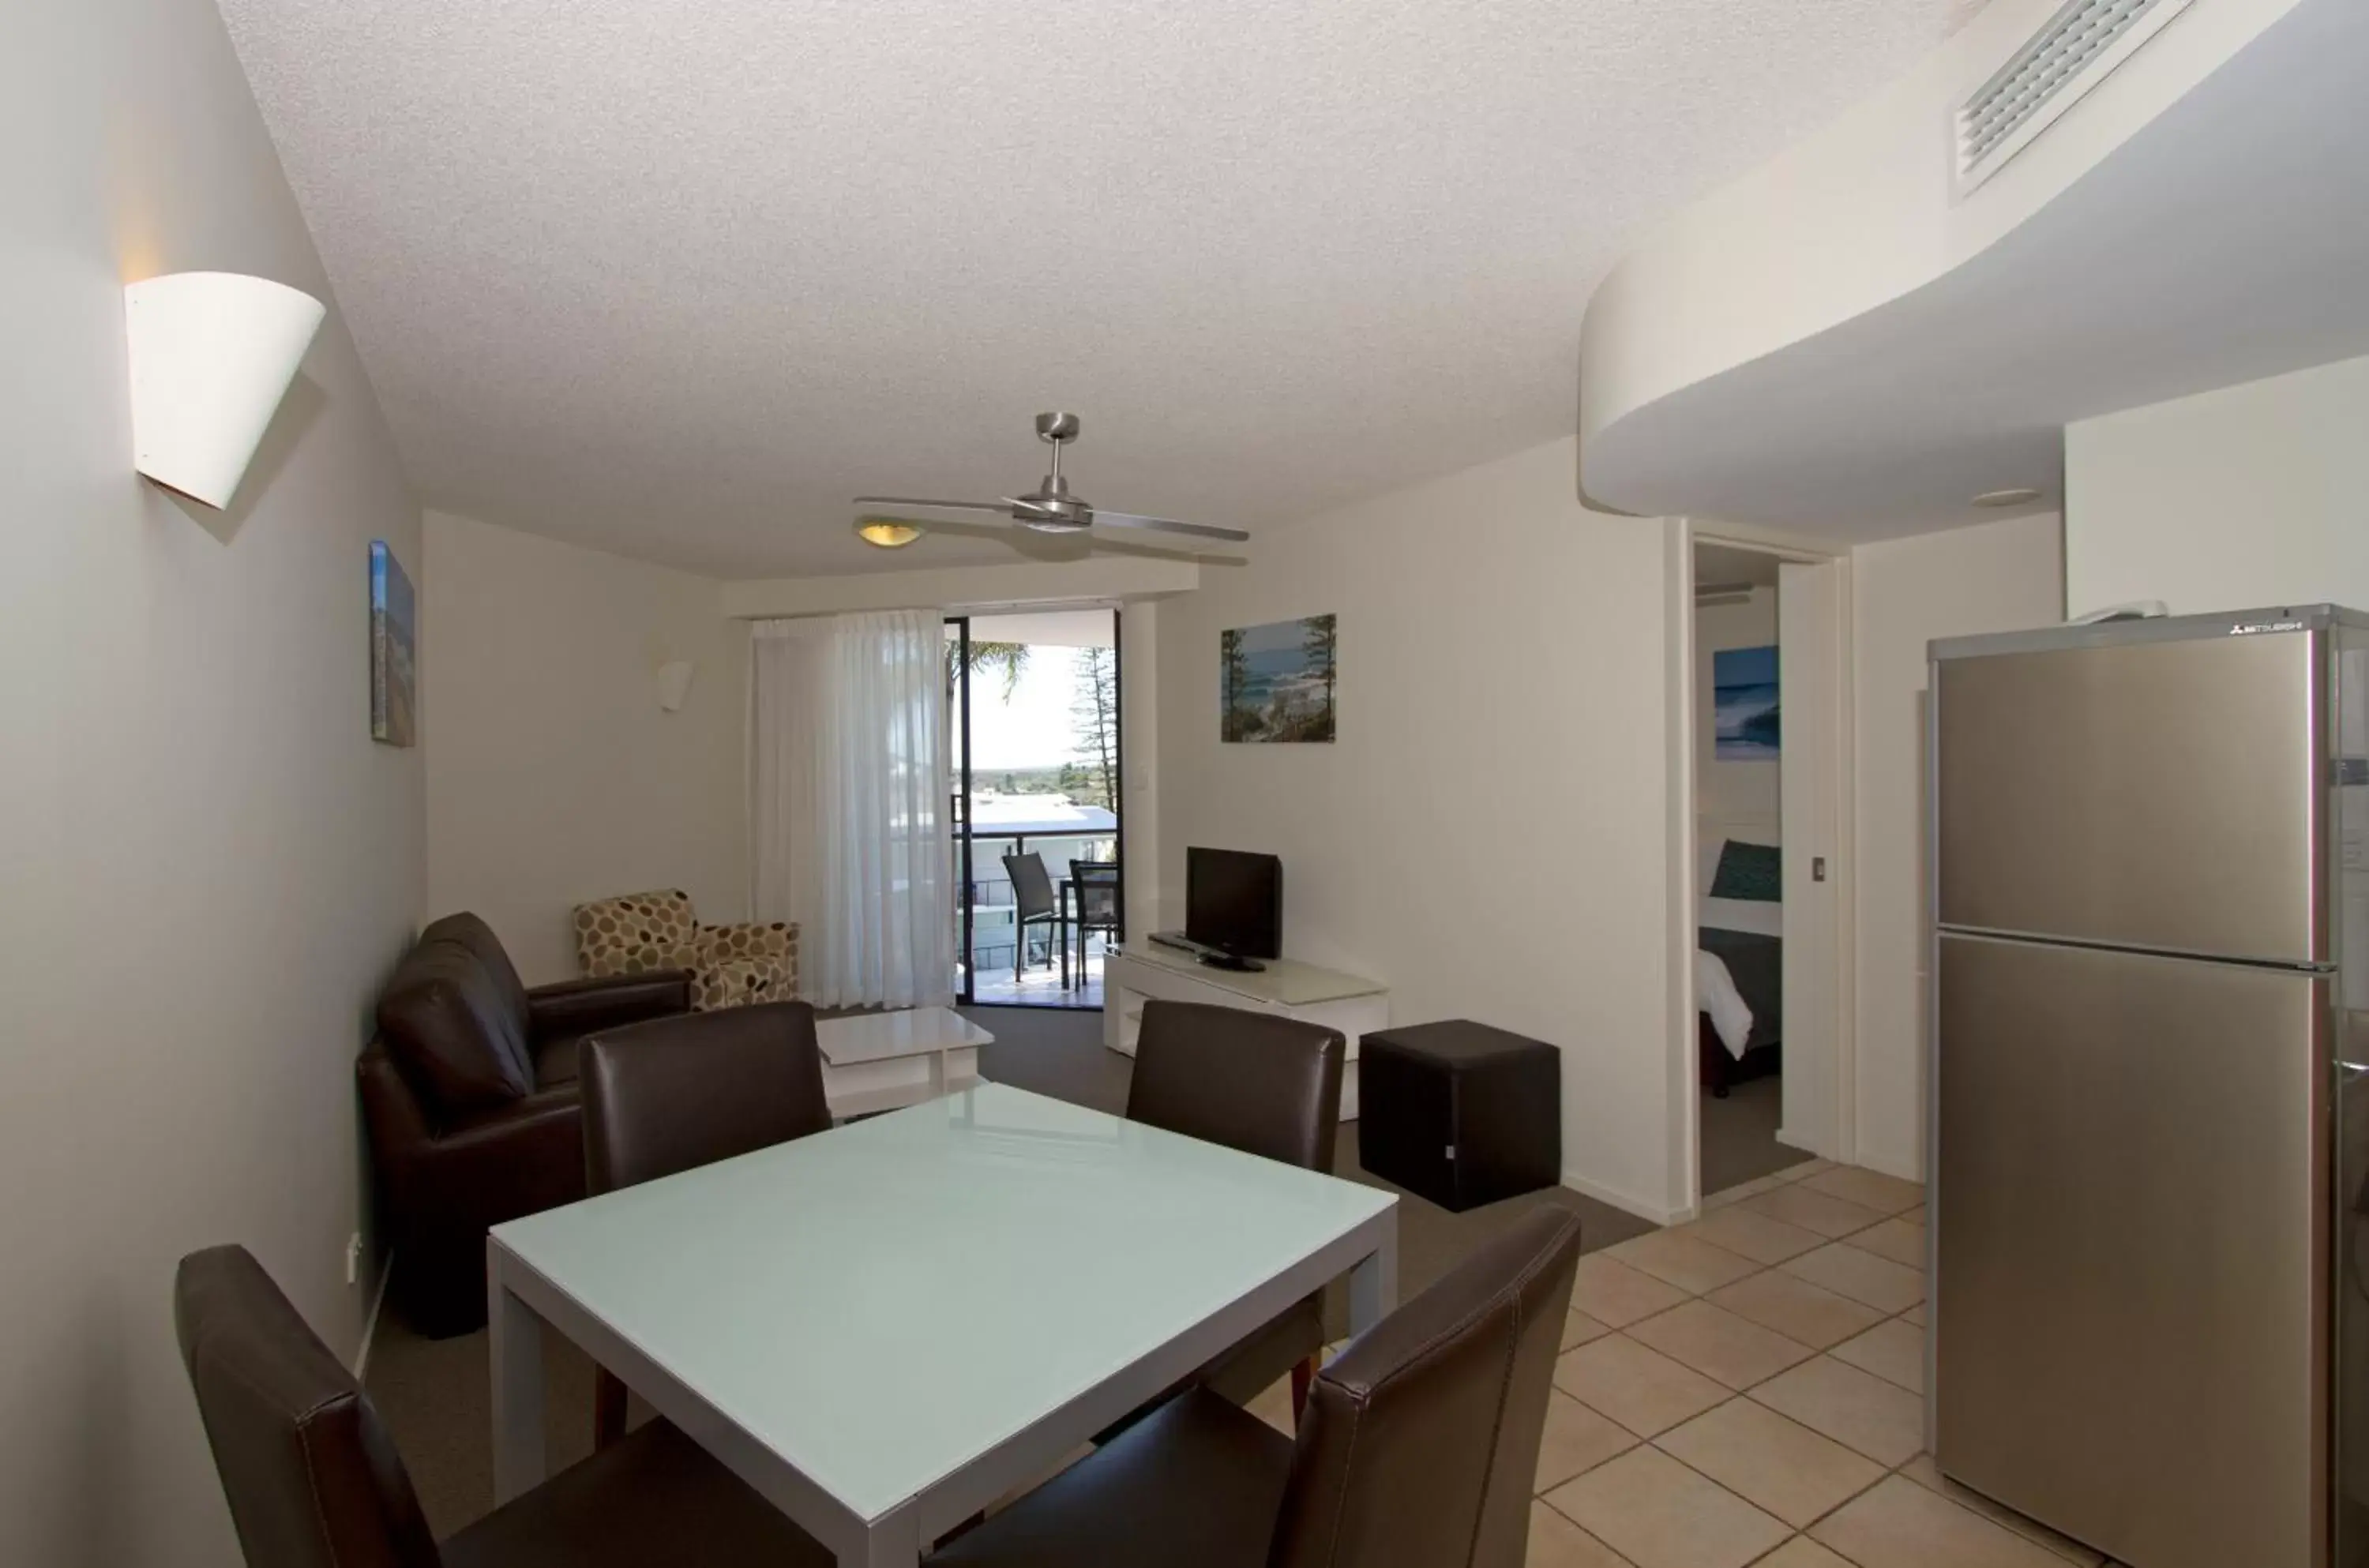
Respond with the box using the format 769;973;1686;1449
964;643;1094;771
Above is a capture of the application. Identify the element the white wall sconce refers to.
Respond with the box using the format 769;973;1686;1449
655;660;697;713
125;272;326;508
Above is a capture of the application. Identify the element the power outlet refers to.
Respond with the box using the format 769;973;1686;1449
344;1232;363;1288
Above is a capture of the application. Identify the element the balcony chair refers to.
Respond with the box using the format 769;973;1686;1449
1000;852;1068;986
1068;857;1121;977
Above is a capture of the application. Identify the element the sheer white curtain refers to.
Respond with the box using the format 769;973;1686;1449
750;610;955;1009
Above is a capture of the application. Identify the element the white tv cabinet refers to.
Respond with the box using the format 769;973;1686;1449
1102;942;1389;1120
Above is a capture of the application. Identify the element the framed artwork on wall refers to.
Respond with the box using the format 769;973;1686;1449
370;540;416;747
1712;644;1778;758
1221;614;1336;743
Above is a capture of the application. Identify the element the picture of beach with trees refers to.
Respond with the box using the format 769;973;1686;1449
1712;643;1779;759
1222;614;1336;743
370;541;416;747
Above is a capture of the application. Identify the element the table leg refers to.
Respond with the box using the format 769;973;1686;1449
488;1251;547;1506
1059;907;1069;988
927;1047;947;1100
1347;1224;1399;1336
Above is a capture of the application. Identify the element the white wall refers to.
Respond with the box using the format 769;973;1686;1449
0;1;425;1562
2066;354;2369;616
425;511;748;984
1849;512;2063;1179
1695;588;1781;838
1158;438;1680;1218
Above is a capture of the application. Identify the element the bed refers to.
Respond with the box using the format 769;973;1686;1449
1696;831;1782;1097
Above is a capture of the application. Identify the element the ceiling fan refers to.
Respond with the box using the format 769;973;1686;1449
854;413;1249;544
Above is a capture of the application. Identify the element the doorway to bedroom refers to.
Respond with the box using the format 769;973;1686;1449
1690;538;1836;1202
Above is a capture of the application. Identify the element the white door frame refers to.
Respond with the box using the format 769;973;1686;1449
1666;518;1858;1219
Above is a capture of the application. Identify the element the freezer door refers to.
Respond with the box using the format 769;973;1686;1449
1935;627;2324;963
1935;932;2329;1568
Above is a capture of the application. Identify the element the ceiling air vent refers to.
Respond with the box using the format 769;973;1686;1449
1954;0;2193;197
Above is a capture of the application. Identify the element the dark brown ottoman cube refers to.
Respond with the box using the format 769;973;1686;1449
1358;1020;1561;1212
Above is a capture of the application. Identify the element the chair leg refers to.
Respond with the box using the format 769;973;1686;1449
593;1367;629;1450
1290;1352;1318;1422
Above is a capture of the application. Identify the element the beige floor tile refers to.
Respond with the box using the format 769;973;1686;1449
1703;1173;1787;1210
1625;1300;1817;1390
1901;1300;1928;1327
1845;1217;1928;1270
1554;1334;1731;1438
1738;1184;1889;1240
1606;1230;1763;1295
1706;1270;1887;1350
1543;1446;1790;1568
1902;1203;1927;1226
1811;1474;2071;1567
1570;1255;1692;1328
1676;1206;1829;1266
1801;1166;1925;1215
1536;1388;1639;1490
1781;1244;1926;1314
1752;1540;1857;1568
1898;1454;2106;1566
1528;1500;1637;1567
1656;1396;1885;1529
1829;1319;1925;1394
1773;1158;1835;1184
1750;1356;1926;1466
1564;1309;1616;1350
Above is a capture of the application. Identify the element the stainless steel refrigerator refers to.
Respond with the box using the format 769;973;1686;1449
1930;604;2369;1568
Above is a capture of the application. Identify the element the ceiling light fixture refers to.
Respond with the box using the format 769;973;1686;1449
854;516;923;548
1971;486;2044;508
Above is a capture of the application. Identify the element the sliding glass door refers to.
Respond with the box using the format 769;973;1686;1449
943;609;1123;1009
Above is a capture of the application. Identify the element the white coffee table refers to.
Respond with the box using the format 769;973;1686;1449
813;1005;991;1119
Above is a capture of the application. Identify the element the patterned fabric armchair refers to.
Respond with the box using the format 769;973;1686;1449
573;889;798;1011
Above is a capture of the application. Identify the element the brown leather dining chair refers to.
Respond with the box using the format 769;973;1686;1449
1125;1000;1346;1416
175;1244;831;1568
929;1205;1584;1568
579;1000;836;1446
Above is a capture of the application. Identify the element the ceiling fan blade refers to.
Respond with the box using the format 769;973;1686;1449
850;495;1012;516
1090;510;1251;542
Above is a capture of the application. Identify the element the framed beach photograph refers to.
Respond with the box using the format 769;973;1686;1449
370;540;417;747
1712;643;1778;759
1221;613;1336;743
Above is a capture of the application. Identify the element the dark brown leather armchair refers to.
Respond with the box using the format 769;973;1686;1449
929;1206;1583;1568
1126;1000;1346;1415
176;1244;829;1568
358;913;690;1337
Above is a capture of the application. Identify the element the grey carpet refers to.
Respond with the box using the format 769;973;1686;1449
1699;1072;1813;1195
366;1002;1655;1537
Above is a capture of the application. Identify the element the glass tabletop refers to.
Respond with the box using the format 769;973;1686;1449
492;1082;1395;1524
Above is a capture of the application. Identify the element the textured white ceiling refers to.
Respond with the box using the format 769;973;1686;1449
217;0;1973;577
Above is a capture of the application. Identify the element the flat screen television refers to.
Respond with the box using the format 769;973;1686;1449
1185;847;1282;959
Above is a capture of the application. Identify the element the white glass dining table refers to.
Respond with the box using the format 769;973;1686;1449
486;1081;1398;1567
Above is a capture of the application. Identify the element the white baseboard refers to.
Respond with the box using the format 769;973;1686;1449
1560;1170;1690;1229
351;1250;392;1381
